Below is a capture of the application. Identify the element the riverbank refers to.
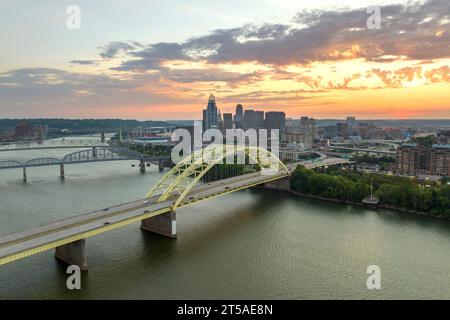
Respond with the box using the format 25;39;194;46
288;166;450;220
262;182;448;221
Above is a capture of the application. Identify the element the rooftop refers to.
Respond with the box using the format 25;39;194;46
400;143;417;147
432;144;450;149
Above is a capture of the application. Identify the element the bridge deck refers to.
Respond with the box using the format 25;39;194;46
0;157;350;267
0;145;108;152
0;169;289;266
328;146;396;155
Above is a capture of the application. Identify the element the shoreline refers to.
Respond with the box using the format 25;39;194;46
262;184;449;221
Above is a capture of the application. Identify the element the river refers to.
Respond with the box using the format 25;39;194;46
1;137;450;299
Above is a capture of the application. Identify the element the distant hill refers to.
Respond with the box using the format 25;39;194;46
2;118;449;136
0;118;173;136
166;120;196;126
315;119;450;128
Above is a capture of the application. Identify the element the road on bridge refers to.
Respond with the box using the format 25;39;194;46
0;156;351;267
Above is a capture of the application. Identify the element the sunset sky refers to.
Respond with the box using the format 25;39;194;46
0;0;449;120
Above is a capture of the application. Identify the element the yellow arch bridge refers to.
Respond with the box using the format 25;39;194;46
0;145;349;270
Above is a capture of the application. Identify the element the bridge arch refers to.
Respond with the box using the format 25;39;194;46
146;144;289;210
0;160;24;169
26;157;62;167
62;146;146;164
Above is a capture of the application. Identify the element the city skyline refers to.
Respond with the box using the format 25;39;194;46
0;0;449;120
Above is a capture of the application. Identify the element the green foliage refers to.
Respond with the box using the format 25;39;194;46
434;185;450;215
291;166;450;215
352;154;395;164
290;166;368;202
411;135;437;147
441;176;450;185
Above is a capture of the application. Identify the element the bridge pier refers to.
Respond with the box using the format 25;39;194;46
60;163;65;179
22;167;27;182
55;239;88;271
141;211;177;238
139;159;146;173
92;147;97;158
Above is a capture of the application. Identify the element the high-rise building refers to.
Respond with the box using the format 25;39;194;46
346;116;356;127
430;144;450;176
223;113;233;131
34;124;48;141
396;143;450;177
243;110;257;130
234;104;244;129
14;121;33;139
202;94;218;131
322;125;337;138
256;111;265;129
282;116;316;148
285;118;301;127
396;143;417;176
300;117;316;136
243;110;264;130
217;110;224;132
265;112;286;130
336;122;349;138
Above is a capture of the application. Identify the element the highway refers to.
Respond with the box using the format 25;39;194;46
328;145;396;155
0;157;350;267
0;168;291;266
0;139;107;152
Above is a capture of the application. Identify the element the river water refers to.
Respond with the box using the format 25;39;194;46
1;137;450;299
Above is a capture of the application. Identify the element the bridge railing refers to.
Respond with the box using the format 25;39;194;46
0;160;24;169
0;139;108;151
0;145;172;169
26;157;62;167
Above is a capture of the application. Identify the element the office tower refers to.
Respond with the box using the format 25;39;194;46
283;116;316;148
346;116;356;127
217;110;224;132
265;112;286;130
202;94;218;131
202;109;207;131
243;110;265;130
256;111;265;129
223;113;233;131
234;104;244;128
243;110;257;130
336;122;349;138
300;117;316;136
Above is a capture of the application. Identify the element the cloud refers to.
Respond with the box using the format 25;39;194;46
157;68;264;84
0;68;193;117
2;0;450;118
69;60;99;65
111;0;450;71
425;65;450;83
366;64;450;88
99;41;144;59
91;0;450;95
